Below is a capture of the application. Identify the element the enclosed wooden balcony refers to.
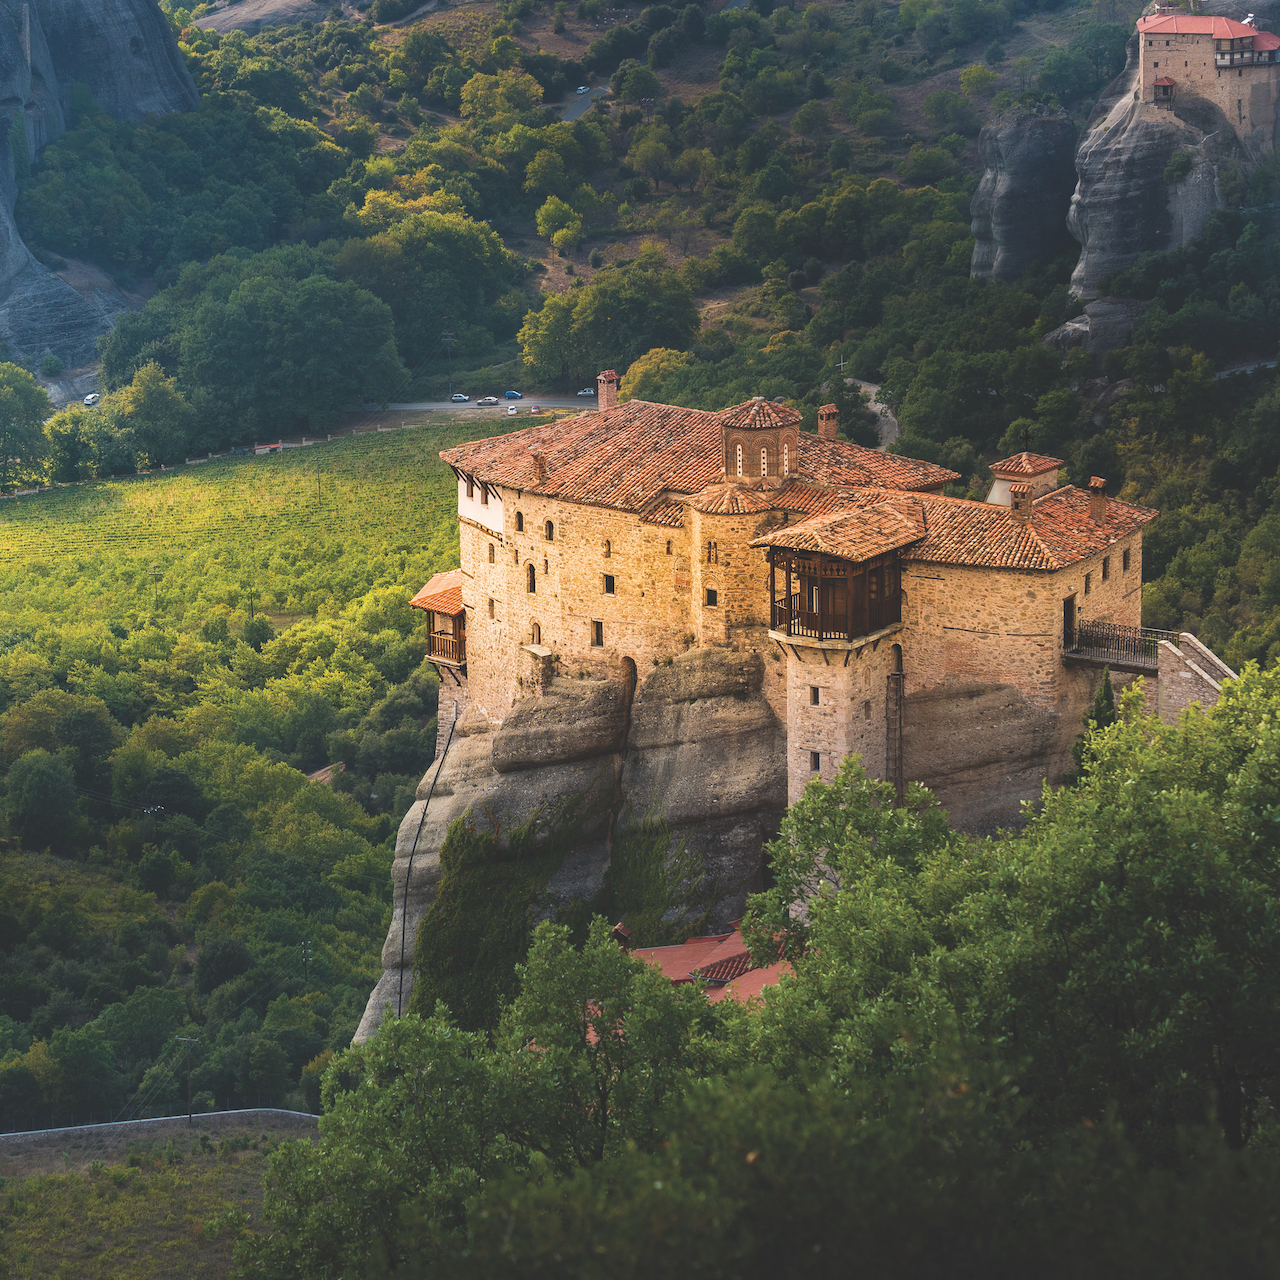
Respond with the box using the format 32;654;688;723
767;548;902;644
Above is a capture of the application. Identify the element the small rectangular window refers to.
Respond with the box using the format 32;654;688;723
591;620;603;647
705;588;718;607
603;574;615;595
1123;548;1131;572
487;598;494;618
809;686;819;706
1102;556;1110;581
809;750;821;772
862;701;871;721
1084;572;1092;595
480;485;488;506
488;544;494;563
466;477;474;499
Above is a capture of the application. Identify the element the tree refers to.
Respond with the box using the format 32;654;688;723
524;149;572;199
114;361;196;467
627;136;672;193
791;99;829;141
1071;666;1116;773
0;363;51;491
959;64;998;97
518;292;581;386
535;195;579;242
458;69;543;121
5;749;78;850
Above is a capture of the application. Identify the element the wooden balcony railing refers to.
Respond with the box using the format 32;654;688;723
1064;621;1178;672
771;594;901;643
428;632;465;665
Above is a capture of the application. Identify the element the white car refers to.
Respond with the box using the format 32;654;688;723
450;393;469;402
83;393;100;406
577;85;590;94
576;387;596;396
477;396;499;406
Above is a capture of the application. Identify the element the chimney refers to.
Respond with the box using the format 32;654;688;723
597;369;619;411
1009;482;1033;524
529;448;547;484
610;921;631;951
817;403;839;442
1089;476;1107;523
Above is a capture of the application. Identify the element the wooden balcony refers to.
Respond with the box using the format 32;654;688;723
428;631;465;666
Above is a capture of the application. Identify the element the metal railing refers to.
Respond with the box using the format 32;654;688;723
428;632;465;664
1064;621;1179;670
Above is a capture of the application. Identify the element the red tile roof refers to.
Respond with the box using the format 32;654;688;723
716;398;803;431
753;503;925;561
687;482;778;515
410;568;464;615
631;927;791;1003
1254;30;1280;48
706;960;793;1004
631;934;734;983
989;451;1065;478
1137;13;1264;37
438;399;957;517
753;485;1157;571
1154;76;1177;85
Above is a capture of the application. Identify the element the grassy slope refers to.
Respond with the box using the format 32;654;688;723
0;1118;317;1280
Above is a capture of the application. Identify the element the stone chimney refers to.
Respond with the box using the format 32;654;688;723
1089;476;1107;523
597;369;619;411
1009;482;1033;524
817;403;839;442
529;448;547;484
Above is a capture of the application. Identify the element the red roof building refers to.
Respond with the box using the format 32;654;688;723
629;924;792;1004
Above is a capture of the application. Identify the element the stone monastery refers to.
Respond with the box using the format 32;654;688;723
1138;4;1280;141
414;370;1232;824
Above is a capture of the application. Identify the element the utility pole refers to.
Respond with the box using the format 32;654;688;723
302;939;311;985
150;563;162;611
177;1037;199;1123
246;587;258;619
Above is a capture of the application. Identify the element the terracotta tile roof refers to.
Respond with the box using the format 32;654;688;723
439;400;958;517
1137;13;1264;37
989;451;1065;477
1254;30;1280;48
687;482;778;515
631;927;791;1003
410;568;464;615
692;933;755;983
640;500;686;527
753;503;925;561
1154;75;1177;85
715;398;803;431
754;485;1157;571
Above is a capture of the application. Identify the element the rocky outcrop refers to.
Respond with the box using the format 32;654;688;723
0;0;197;366
970;110;1078;283
1068;35;1249;298
355;648;786;1042
1040;297;1148;373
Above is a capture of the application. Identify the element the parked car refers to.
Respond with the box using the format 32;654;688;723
450;393;469;402
530;405;542;414
83;393;100;406
505;390;523;399
477;396;499;406
230;447;248;456
576;85;590;94
576;387;596;396
507;405;519;416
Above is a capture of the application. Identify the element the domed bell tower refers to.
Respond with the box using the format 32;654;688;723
718;397;802;485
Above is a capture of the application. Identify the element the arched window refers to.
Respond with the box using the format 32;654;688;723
527;563;536;593
545;520;554;541
735;444;743;477
603;539;611;558
761;447;768;478
488;544;495;563
531;622;541;644
515;512;524;532
665;540;672;555
783;443;789;477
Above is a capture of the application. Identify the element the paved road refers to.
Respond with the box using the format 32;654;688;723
560;87;610;120
388;396;594;412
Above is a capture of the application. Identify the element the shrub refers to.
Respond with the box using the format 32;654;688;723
39;354;65;377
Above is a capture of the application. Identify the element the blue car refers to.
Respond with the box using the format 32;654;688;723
505;390;523;399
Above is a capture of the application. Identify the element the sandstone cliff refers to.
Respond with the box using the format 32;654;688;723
970;110;1078;283
355;647;786;1042
0;0;197;366
1068;35;1250;298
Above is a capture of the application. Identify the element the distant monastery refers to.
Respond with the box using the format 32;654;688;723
412;372;1233;824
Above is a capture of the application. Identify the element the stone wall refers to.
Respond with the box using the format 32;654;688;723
1157;631;1237;722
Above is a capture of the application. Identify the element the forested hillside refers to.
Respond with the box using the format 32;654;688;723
0;429;474;1130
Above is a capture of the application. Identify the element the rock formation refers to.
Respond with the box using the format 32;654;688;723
1068;34;1251;298
970;110;1078;283
0;0;197;367
355;647;786;1041
1040;297;1148;372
